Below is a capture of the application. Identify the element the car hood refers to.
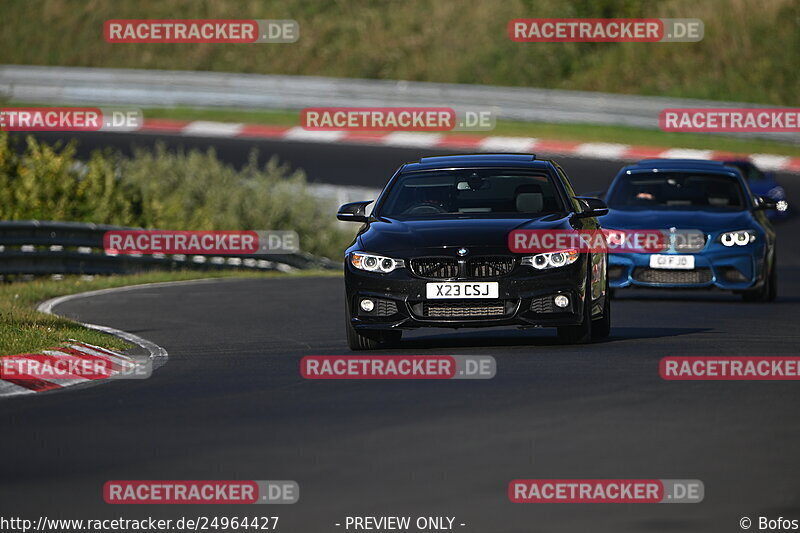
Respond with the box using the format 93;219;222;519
601;208;755;232
359;214;572;254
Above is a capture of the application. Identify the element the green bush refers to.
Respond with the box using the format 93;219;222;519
0;132;354;260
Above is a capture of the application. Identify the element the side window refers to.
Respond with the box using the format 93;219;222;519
554;164;583;212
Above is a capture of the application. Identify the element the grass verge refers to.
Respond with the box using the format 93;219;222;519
0;269;340;356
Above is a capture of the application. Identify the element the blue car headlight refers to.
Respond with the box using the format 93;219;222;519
718;230;757;247
351;252;405;273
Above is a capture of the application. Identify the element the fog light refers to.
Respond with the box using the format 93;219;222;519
554;295;570;308
360;299;375;312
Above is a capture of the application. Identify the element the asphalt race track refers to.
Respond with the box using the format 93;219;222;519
2;132;800;532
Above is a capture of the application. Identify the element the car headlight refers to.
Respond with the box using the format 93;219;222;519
521;249;580;270
718;230;757;247
350;252;405;273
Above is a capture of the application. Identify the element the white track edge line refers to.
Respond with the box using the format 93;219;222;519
35;277;260;360
36;278;243;361
32;282;197;366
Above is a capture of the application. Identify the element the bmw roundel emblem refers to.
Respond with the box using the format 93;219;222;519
457;248;469;256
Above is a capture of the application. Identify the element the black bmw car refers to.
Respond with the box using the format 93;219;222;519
338;154;611;350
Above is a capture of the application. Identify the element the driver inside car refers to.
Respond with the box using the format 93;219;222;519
402;185;455;215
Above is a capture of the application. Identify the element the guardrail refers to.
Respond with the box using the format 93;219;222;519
1;65;796;143
0;220;338;276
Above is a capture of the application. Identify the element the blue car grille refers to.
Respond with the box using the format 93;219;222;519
671;230;707;252
633;267;712;284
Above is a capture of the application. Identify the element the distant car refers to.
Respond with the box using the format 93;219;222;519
338;154;611;350
721;159;789;220
602;159;778;301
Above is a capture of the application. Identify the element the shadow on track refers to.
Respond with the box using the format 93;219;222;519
394;326;708;350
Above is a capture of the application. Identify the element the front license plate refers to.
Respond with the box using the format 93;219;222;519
426;282;499;299
649;254;695;270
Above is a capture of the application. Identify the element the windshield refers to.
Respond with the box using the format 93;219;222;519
377;169;566;219
606;171;746;210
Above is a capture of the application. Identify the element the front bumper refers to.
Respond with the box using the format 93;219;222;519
345;260;591;331
608;247;765;290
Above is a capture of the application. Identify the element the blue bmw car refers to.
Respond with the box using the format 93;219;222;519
602;159;778;301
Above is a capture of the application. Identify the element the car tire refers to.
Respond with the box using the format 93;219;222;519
742;254;777;303
591;289;612;339
557;276;593;344
345;300;402;350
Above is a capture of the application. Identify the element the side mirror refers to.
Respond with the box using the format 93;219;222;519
573;196;609;218
755;195;778;211
337;200;373;222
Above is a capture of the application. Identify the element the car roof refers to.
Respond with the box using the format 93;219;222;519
619;158;741;176
634;158;727;168
721;159;754;167
402;153;553;172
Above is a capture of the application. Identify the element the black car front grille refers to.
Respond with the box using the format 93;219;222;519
633;267;712;284
410;256;516;279
374;299;398;316
356;297;398;317
468;256;516;277
410;257;459;279
422;300;507;318
530;296;556;313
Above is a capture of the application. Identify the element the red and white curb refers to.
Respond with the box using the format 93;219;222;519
0;283;177;398
0;341;142;397
139;119;800;174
